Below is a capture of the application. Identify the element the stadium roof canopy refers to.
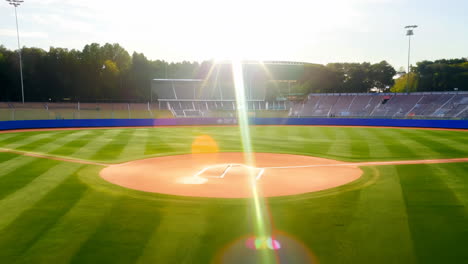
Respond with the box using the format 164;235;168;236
152;79;204;82
213;60;306;65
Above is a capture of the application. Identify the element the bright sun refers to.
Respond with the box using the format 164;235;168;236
174;0;354;61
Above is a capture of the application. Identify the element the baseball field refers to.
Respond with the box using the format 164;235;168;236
0;125;467;263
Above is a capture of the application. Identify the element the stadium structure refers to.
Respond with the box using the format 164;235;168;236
1;94;467;121
1;61;467;120
147;60;468;119
151;61;304;117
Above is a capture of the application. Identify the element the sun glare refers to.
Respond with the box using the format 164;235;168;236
232;59;278;263
191;135;219;154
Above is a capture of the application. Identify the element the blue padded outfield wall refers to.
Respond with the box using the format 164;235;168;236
251;118;468;129
0;118;467;131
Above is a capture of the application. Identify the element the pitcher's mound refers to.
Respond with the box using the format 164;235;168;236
100;153;362;198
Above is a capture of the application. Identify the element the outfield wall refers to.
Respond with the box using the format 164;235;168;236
0;118;467;131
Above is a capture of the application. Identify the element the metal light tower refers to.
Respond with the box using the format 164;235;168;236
6;0;25;103
405;25;417;94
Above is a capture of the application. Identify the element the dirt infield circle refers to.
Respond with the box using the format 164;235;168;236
100;153;362;198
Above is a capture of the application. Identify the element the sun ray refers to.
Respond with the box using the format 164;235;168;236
232;59;279;263
197;61;218;99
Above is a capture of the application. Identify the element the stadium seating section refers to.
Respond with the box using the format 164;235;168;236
0;102;173;121
290;92;468;119
1;92;466;120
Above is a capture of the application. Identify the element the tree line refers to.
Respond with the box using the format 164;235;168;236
296;61;397;94
391;58;468;93
1;43;467;102
0;43;206;102
297;58;468;95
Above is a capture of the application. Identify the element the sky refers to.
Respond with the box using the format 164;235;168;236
1;0;467;69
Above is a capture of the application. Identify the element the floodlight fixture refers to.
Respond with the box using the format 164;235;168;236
6;0;25;103
404;25;418;94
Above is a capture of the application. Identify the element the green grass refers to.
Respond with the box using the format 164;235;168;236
0;126;467;263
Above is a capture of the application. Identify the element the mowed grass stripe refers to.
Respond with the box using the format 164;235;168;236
305;126;337;155
0;152;19;163
0;156;37;179
136;209;206;264
357;128;392;160
372;128;421;160
50;130;105;156
0;175;87;261
70;129;124;160
1;132;56;149
15;130;71;151
252;125;277;141
271;186;363;263
319;126;338;140
398;129;467;158
29;130;93;155
118;128;148;160
211;128;242;152
423;130;468;152
16;189;118;264
70;197;163;264
309;126;337;155
292;127;335;156
136;203;214;264
190;202;250;262
0;132;36;145
393;129;444;158
252;126;307;155
0;159;60;200
0;163;83;231
252;126;292;153
432;163;468;208
144;129;180;155
91;129;136;161
397;164;468;263
347;128;371;161
348;166;416;263
0;133;19;144
326;128;352;160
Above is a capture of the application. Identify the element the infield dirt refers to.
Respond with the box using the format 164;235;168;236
100;152;363;198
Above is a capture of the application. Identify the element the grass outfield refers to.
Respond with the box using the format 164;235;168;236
0;126;467;263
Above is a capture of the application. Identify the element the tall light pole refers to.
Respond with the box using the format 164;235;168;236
405;25;417;94
6;0;25;103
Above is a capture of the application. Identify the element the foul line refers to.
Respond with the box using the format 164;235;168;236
0;148;109;166
1;147;467;173
261;157;468;169
191;158;468;181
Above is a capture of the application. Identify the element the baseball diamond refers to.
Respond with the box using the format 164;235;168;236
2;1;468;262
0;125;467;263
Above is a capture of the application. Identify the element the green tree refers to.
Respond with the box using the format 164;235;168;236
127;52;152;100
299;64;342;93
369;61;396;91
391;72;419;93
415;58;468;91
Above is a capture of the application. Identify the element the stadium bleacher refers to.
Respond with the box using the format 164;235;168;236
290;92;468;118
153;77;269;117
0;102;172;121
1;92;467;121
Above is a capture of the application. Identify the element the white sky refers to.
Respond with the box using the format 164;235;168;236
1;0;467;69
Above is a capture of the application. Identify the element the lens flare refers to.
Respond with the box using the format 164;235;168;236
245;236;281;251
214;231;317;264
191;135;219;153
232;59;278;263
